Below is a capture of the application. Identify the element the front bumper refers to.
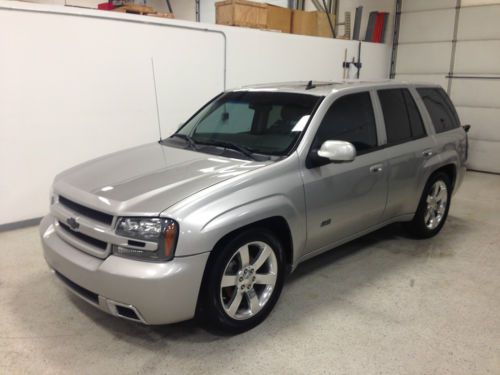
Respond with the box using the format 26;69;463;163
40;214;209;325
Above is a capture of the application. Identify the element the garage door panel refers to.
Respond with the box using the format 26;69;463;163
399;9;455;43
396;43;452;74
395;74;449;89
454;41;500;74
458;5;500;39
462;0;500;7
456;106;500;141
451;79;500;107
467;139;500;173
402;0;455;12
397;1;500;174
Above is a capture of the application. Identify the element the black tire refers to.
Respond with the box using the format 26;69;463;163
197;228;285;334
405;172;452;238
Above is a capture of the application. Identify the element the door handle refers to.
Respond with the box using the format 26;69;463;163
422;149;433;158
370;164;383;173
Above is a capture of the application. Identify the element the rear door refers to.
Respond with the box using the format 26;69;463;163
376;88;436;220
417;86;467;176
301;91;388;254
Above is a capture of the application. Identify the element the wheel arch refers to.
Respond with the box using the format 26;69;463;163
432;163;457;190
195;215;294;320
208;216;294;270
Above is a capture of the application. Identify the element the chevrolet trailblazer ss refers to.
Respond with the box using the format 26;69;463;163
40;81;468;333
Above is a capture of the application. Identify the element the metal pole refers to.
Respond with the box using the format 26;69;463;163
311;0;325;12
389;0;402;79
165;0;173;13
195;0;200;22
356;41;362;79
447;0;461;94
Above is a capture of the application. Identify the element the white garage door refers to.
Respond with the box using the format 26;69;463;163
394;0;500;173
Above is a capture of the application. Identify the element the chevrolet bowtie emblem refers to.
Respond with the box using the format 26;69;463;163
66;217;80;231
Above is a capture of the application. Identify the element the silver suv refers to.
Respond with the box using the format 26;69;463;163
40;81;468;333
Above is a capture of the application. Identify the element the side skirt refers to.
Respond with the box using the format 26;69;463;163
292;213;415;270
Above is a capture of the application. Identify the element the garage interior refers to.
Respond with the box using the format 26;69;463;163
1;0;499;374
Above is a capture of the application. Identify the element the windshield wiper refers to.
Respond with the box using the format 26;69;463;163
170;134;198;150
198;140;258;161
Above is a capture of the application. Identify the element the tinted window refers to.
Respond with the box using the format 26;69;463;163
404;90;426;138
378;89;426;144
315;92;377;153
379;89;412;144
418;88;460;133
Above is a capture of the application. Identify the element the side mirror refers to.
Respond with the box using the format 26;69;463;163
318;140;356;162
307;140;356;168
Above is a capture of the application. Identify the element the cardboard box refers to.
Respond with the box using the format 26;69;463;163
149;12;175;19
266;4;291;33
216;0;267;29
292;10;335;38
112;4;156;15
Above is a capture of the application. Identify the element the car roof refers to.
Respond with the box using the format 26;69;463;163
235;80;442;97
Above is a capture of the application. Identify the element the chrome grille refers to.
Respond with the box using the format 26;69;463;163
59;196;113;225
52;195;158;259
58;221;107;250
52;196;116;259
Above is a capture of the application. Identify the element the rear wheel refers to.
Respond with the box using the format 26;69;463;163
198;228;285;334
406;172;451;238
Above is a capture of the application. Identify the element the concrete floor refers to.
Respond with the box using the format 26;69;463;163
1;171;499;374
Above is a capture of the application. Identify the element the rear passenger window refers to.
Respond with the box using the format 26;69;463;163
417;88;460;133
403;90;426;138
378;89;426;145
315;92;378;153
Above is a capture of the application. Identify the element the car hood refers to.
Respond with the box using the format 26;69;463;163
54;142;269;216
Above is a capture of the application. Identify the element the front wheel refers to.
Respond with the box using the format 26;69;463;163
198;228;285;334
405;172;451;238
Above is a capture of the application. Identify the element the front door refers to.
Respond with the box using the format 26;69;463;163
301;91;388;254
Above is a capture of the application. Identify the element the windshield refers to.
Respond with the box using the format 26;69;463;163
171;91;322;158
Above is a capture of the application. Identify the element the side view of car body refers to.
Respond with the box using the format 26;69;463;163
40;81;468;333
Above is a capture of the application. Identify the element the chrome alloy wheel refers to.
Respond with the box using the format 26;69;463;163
220;241;278;320
424;180;448;230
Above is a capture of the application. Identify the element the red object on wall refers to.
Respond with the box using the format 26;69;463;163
372;12;385;43
98;3;115;10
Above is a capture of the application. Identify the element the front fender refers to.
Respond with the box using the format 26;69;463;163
164;154;307;262
173;194;305;262
201;194;303;255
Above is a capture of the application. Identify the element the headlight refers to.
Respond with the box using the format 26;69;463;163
113;217;178;261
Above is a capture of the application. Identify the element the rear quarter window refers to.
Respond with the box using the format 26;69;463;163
417;88;460;133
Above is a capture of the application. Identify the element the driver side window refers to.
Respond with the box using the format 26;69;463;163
314;92;378;154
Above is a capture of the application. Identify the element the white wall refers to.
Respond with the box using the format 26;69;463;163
0;0;391;226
